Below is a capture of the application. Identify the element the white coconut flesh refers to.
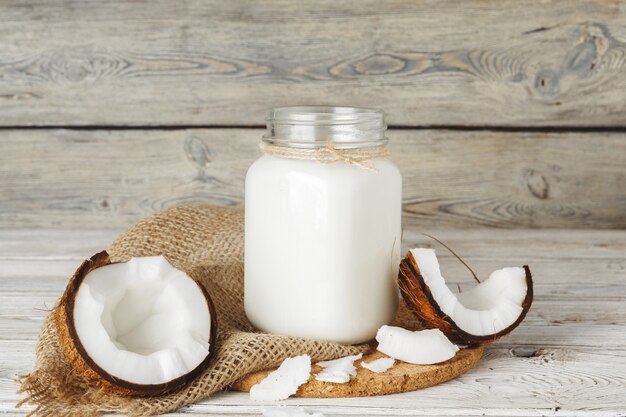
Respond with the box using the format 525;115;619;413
250;355;312;401
376;325;459;365
411;248;528;336
315;353;362;383
72;256;212;385
361;357;395;373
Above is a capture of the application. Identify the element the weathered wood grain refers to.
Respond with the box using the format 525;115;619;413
2;231;626;343
2;229;624;261
401;229;626;260
2;0;626;127
0;230;118;260
1;229;624;416
150;347;626;415
4;293;625;343
3;258;625;302
4;343;625;415
3;262;626;345
1;129;624;229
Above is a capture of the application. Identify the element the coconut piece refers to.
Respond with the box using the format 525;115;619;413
250;355;312;401
262;406;326;417
398;248;533;345
55;251;217;396
361;357;395;373
314;353;363;383
376;325;459;365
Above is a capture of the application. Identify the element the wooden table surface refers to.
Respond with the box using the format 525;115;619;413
1;229;624;417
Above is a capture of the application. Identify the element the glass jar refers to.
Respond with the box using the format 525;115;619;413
244;106;401;344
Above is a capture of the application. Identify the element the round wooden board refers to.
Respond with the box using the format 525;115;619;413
232;346;483;398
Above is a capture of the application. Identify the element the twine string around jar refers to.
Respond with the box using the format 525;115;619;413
259;141;390;172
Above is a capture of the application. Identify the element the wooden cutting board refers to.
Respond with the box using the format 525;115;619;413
232;345;483;398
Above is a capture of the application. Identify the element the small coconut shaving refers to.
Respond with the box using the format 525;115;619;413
361;357;395;373
376;325;459;365
250;355;312;401
315;353;363;383
261;406;326;417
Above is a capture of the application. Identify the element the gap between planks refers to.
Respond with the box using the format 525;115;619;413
2;129;625;229
0;229;624;260
1;230;624;416
3;0;626;128
3;347;626;416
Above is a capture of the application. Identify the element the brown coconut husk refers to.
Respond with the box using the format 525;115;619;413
398;250;533;345
54;251;218;397
18;205;366;417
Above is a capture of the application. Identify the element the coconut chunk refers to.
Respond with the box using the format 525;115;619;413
262;406;326;417
398;248;533;344
376;325;459;365
250;355;312;401
314;353;362;383
55;251;217;396
361;357;395;373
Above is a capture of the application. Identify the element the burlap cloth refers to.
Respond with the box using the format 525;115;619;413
18;204;379;416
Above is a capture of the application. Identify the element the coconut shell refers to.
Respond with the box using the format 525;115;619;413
398;250;533;345
54;250;218;396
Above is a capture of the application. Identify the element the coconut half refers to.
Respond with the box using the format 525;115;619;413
55;251;217;396
398;248;533;345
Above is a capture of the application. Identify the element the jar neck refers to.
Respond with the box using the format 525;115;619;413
262;106;387;150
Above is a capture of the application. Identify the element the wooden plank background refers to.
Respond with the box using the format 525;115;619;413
0;0;625;229
1;129;625;229
2;0;626;127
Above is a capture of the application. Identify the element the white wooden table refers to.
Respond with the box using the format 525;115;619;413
1;229;624;417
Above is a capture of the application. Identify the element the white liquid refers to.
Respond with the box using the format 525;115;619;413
244;154;401;344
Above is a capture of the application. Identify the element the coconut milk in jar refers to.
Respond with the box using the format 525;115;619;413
244;106;401;344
